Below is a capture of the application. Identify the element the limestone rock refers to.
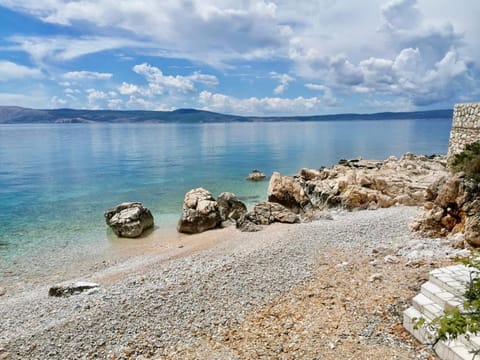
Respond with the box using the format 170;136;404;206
177;188;221;234
236;214;263;232
268;172;310;212
49;281;100;297
104;202;154;238
299;168;322;181
217;192;247;223
246;169;266;181
251;201;299;225
268;154;447;218
465;201;480;246
411;173;480;242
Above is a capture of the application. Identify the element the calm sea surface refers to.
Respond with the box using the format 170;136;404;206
0;119;451;272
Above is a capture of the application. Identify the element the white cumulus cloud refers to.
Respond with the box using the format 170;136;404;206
119;63;218;98
198;90;340;116
0;61;43;81
63;70;113;80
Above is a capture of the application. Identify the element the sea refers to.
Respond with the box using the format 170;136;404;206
0;118;451;280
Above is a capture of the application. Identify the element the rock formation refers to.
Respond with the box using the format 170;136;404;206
246;169;266;181
104;202;154;238
176;152;480;246
411;174;480;247
178;188;248;234
217;192;248;226
250;201;299;225
268;172;310;212
267;154;447;217
236;201;299;232
177;188;221;234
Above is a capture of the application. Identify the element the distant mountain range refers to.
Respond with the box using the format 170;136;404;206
0;106;453;124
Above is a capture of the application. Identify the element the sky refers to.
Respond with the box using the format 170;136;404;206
0;0;478;116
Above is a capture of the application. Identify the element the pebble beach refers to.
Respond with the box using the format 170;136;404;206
0;206;469;359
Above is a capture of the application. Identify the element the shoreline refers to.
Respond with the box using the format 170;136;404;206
0;206;468;359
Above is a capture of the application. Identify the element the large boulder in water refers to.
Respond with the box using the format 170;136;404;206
104;202;154;238
177;188;221;234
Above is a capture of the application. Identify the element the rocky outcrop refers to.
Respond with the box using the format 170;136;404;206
177;188;221;234
175;154;480;243
104;202;154;238
49;281;100;297
246;169;266;181
411;174;480;247
268;172;310;212
178;189;248;234
267;154;447;217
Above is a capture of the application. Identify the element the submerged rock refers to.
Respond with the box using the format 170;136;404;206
49;281;100;297
105;202;154;238
246;169;266;181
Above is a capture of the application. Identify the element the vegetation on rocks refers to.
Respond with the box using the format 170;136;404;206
451;141;480;184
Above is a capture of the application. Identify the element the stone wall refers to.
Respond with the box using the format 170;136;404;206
447;102;480;164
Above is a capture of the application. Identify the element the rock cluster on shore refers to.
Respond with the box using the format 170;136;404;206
268;153;447;215
177;152;480;247
177;153;454;235
177;189;249;233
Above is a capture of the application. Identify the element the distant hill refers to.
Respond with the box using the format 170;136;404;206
0;106;453;124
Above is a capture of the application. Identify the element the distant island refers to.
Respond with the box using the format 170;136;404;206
0;106;453;124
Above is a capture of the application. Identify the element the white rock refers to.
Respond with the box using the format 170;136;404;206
369;273;383;282
384;255;400;264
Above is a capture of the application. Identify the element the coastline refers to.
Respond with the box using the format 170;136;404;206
0;206;466;359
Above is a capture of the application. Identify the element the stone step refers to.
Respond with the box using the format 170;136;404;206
404;307;480;359
404;264;480;360
412;293;444;320
429;265;475;298
434;338;479;360
421;281;465;311
403;306;436;344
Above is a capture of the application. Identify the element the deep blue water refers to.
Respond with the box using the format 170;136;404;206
0;119;451;267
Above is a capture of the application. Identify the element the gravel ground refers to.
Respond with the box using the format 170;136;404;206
0;206;468;359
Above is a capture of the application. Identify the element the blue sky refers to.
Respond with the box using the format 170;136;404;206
0;0;478;115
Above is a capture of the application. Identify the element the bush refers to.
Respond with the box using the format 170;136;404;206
452;141;480;183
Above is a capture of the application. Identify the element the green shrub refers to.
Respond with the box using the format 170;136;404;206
452;141;480;183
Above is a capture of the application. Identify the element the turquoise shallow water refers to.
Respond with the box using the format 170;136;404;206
0;119;451;270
